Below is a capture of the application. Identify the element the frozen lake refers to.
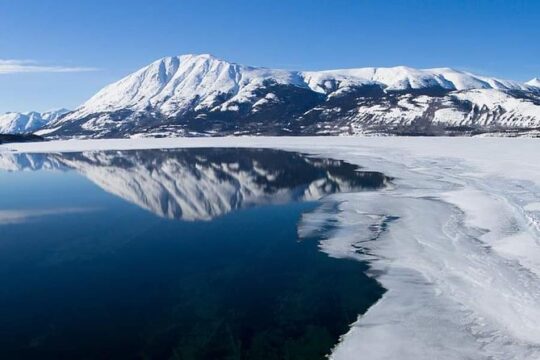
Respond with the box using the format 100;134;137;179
2;136;540;359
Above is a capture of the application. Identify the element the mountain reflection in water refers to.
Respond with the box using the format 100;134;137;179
0;148;389;359
1;148;389;220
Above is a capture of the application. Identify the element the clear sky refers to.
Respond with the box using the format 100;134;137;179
0;0;538;113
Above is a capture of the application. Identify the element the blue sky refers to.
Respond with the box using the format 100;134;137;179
0;0;538;113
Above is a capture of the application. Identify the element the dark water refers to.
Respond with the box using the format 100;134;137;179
0;148;387;359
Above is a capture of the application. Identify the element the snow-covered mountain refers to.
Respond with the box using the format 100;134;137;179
0;148;388;220
0;108;69;134
526;78;540;88
43;54;540;137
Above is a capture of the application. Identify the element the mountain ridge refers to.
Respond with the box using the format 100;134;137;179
42;54;540;138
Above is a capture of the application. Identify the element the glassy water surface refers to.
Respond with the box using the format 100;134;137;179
0;148;387;359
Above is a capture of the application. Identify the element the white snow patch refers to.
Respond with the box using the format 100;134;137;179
525;202;540;211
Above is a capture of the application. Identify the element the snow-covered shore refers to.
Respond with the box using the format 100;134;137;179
2;136;540;359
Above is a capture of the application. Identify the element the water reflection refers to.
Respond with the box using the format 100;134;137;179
1;148;389;220
0;148;389;359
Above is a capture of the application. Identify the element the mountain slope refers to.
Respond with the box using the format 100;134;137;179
45;55;540;137
0;109;69;134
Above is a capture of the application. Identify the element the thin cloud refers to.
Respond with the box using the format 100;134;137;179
0;207;99;225
0;59;99;74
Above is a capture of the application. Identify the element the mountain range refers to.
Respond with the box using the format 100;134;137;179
0;109;69;134
7;54;540;137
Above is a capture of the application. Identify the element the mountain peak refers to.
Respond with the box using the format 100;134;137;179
178;53;222;61
0;108;69;134
151;53;226;65
526;78;540;87
72;54;300;117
